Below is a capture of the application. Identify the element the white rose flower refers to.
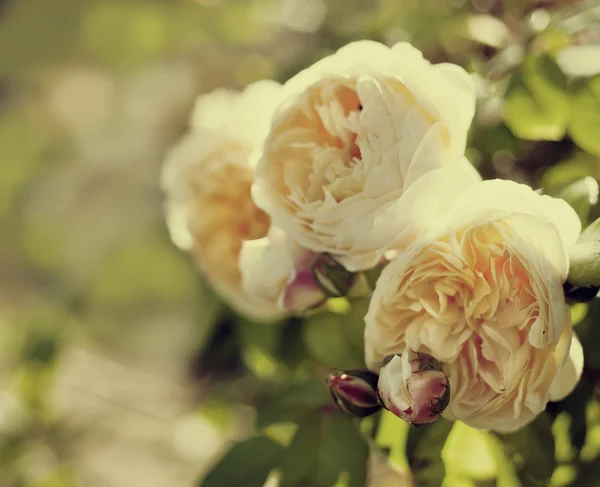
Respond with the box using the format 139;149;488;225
364;179;584;432
161;80;285;320
252;40;480;272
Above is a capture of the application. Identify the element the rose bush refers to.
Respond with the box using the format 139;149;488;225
364;179;584;432
252;40;481;272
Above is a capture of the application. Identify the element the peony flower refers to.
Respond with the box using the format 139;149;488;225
161;80;285;320
364;179;584;432
378;348;450;426
252;40;481;272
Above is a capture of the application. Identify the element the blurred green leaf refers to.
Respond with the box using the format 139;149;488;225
539;152;599;197
550;379;594;461
442;422;498;482
278;413;368;487
406;417;453;487
558;177;599;224
82;2;169;69
504;55;569;141
571;303;589;325
569;76;600;156
303;310;364;369
494;414;556;486
256;377;328;429
375;410;410;470
238;318;286;356
200;436;282;487
278;318;311;370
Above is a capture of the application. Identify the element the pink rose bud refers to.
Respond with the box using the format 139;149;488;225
311;254;357;298
281;268;328;314
378;349;450;426
327;369;382;418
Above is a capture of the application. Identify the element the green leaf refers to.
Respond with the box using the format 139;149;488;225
569;75;600;156
279;413;368;487
200;436;283;487
539;153;598;196
304;311;364;369
558;177;599;224
442;422;498;482
406;417;454;487
494;414;556;486
567;240;600;287
375;410;410;470
504;54;569;141
278;318;311;369
255;377;329;429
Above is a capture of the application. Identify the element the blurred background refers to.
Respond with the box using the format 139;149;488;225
1;0;599;486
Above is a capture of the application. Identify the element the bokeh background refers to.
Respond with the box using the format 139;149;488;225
1;0;600;486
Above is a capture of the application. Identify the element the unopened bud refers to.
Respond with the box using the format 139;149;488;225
378;349;450;426
327;369;381;418
312;254;357;298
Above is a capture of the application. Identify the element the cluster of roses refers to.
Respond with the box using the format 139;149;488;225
162;41;584;433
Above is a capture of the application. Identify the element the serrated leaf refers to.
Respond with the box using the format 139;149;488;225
200;436;282;487
504;55;569;141
569;75;600;156
494;414;556;486
279;413;368;487
256;377;328;429
406;417;454;487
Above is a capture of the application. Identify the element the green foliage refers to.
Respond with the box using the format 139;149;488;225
200;436;283;487
255;377;329;429
569;76;600;156
278;413;368;487
558;177;599;225
406;418;453;487
303;298;368;369
495;414;556;486
504;54;569;141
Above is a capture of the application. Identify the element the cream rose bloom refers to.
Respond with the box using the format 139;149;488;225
161;80;285;320
252;40;480;272
364;180;584;432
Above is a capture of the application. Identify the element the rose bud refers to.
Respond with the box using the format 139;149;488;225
240;227;327;315
311;254;357;298
327;369;382;418
378;349;450;426
281;266;328;313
